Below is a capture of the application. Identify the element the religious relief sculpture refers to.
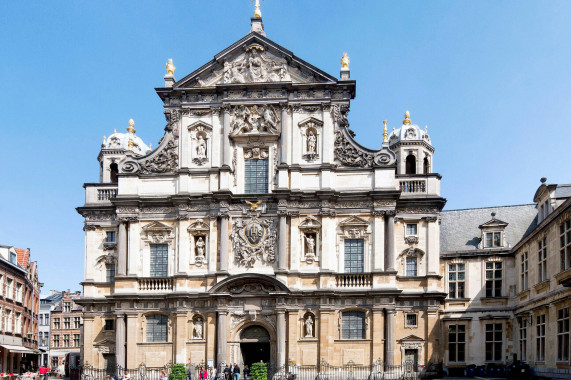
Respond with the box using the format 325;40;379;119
231;105;280;135
223;43;291;84
188;219;210;267
188;123;212;166
305;315;314;338
195;237;206;266
298;216;321;264
231;216;277;268
307;130;317;154
244;146;269;160
304;234;316;262
196;136;207;158
193;317;203;339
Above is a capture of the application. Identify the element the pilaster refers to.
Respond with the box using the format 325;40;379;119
115;314;126;367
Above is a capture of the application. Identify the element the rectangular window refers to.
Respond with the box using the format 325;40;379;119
146;315;168;342
485;232;502;248
44;314;49;326
64;317;70;329
448;263;465;298
15;284;22;302
53;335;60;348
73;334;80;347
9;252;16;264
74;317;81;329
53;318;60;330
406;257;417;276
344;239;364;273
63;335;70;347
485;323;502;361
521;252;528;291
244;159;269;194
106;231;116;243
561;220;571;272
104;319;115;331
64;302;71;313
4;309;11;332
538;239;547;282
5;279;13;299
519;320;527;361
150;244;169;277
558;308;570;362
536;314;546;361
106;264;116;282
406;314;417;327
406;224;418;236
485;262;502;297
341;311;366;339
448;325;465;362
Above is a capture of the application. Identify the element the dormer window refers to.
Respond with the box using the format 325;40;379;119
485;232;502;248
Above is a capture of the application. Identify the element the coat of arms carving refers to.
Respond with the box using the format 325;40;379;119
232;216;277;268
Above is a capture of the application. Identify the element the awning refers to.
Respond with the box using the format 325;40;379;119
0;345;34;354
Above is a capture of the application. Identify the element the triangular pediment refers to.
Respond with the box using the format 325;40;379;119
478;219;508;229
142;221;173;232
398;334;425;343
174;33;338;89
339;215;369;227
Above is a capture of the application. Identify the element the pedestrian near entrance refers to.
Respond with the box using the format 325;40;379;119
209;366;217;380
160;370;169;380
199;367;208;380
224;364;231;380
243;365;250;380
232;363;240;380
38;365;50;380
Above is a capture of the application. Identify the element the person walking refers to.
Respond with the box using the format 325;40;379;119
209;366;217;380
232;363;240;380
160;370;169;380
223;364;231;380
242;365;249;380
38;365;50;380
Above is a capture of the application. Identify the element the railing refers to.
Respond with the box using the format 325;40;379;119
399;180;426;193
97;188;118;201
335;273;372;288
138;278;173;292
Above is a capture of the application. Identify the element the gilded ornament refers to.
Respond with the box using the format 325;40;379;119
383;120;388;142
127;118;136;134
252;0;262;18
403;110;411;125
166;58;176;75
246;200;263;211
341;52;350;69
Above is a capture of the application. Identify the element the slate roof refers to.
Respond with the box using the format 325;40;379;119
556;184;571;199
440;204;538;253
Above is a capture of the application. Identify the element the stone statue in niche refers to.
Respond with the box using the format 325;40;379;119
305;315;314;338
193;317;203;339
305;234;315;255
307;130;317;154
196;135;207;158
195;237;205;260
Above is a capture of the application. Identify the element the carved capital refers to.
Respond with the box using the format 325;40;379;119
423;216;438;223
385;210;396;217
372;210;385;217
211;107;221;116
83;224;99;231
117;215;138;222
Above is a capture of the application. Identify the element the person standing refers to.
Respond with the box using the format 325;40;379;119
232;363;240;380
38;365;50;380
242;365;250;380
209;366;217;380
224;364;231;380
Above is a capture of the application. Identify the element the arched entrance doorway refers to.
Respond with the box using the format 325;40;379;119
240;325;271;367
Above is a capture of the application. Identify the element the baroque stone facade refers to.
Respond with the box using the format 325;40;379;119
77;12;444;370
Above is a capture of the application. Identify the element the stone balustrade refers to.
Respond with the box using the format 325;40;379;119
399;180;426;193
84;183;118;204
138;277;174;292
335;273;372;288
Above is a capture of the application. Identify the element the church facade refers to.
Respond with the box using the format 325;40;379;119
77;10;445;371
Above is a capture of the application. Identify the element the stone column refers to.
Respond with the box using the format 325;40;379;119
278;213;287;271
117;222;127;276
425;217;438;275
175;313;187;364
219;215;229;272
385;213;395;271
222;106;232;167
384;309;395;368
280;104;289;164
277;311;286;367
125;314;139;368
371;309;384;363
115;315;126;368
373;212;385;271
217;311;228;365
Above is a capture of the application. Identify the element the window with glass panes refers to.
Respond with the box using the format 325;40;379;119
74;317;81;329
53;318;60;329
344;239;364;273
448;325;465;362
558;308;570;362
538;238;547;282
106;264;116;282
536;314;546;361
406;257;417;276
521;252;528;291
150;244;168;277
561;220;571;272
485;262;502;297
244;159;268;193
406;224;417;236
53;335;60;348
519;319;527;361
341;311;365;339
64;317;70;329
63;335;70;347
73;334;80;347
64;302;71;312
448;263;465;298
485;323;502;361
146;314;168;342
106;231;116;243
485;232;502;247
406;314;417;327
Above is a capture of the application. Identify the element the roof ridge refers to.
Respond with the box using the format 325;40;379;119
443;203;535;212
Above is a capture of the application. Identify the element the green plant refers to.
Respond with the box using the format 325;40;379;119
169;364;187;380
250;362;267;380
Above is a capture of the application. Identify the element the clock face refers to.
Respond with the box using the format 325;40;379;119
243;221;266;247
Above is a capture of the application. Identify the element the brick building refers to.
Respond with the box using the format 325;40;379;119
49;290;83;367
0;246;40;373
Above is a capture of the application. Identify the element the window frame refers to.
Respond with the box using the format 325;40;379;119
485;261;503;297
406;257;418;277
484;232;502;248
448;263;465;299
150;244;169;277
519;319;527;362
244;158;269;194
561;220;571;272
341;311;366;340
146;314;168;343
448;324;466;363
521;252;528;291
485;323;503;362
557;308;570;362
343;239;364;273
405;313;418;328
538;238;547;282
405;223;418;236
536;314;546;361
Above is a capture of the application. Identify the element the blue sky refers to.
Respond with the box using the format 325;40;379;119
1;1;570;292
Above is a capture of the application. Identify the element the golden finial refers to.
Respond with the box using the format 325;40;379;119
341;52;350;70
103;135;106;144
128;137;134;150
424;125;429;138
252;0;262;18
127;119;136;134
166;59;175;76
114;129;117;133
149;143;152;150
403;110;411;125
383;120;388;143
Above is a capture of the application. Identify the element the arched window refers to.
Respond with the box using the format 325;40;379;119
423;157;430;174
405;154;416;174
146;314;168;342
341;311;365;339
110;163;118;183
